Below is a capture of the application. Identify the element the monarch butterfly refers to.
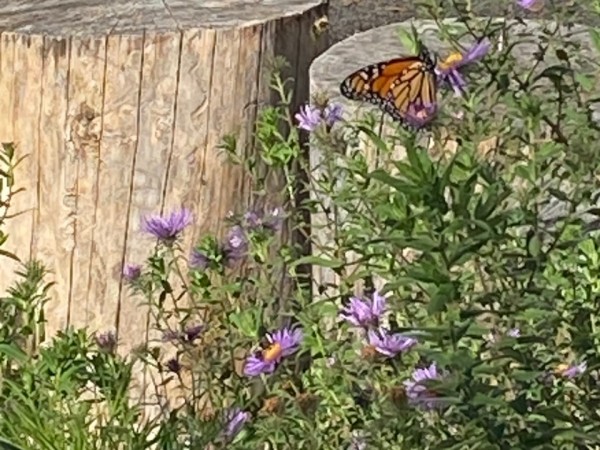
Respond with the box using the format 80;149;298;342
339;46;438;127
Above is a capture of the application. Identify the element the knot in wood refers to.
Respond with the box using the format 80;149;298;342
70;103;101;158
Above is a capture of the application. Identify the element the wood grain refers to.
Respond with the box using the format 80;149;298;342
0;0;328;413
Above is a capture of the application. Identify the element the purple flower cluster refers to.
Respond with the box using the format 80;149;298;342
295;102;343;131
95;330;117;353
403;363;445;410
243;208;284;233
340;291;418;359
367;328;417;357
189;248;209;270
403;102;439;129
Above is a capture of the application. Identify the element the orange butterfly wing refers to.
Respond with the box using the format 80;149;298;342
340;49;437;125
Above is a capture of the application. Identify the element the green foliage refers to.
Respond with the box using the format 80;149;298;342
1;1;600;449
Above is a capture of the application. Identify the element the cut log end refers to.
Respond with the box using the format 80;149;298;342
0;0;324;35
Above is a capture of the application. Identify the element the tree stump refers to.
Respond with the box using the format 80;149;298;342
0;0;328;346
308;18;596;301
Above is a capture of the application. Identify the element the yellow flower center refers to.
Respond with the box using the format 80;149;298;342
438;52;463;70
555;363;569;374
262;343;283;362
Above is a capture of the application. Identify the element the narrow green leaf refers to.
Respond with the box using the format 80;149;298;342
0;343;28;363
290;255;345;269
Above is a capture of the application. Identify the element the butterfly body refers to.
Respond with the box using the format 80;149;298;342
340;47;438;127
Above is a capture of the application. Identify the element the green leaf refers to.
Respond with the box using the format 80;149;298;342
396;26;417;53
589;28;600;56
0;437;25;450
513;163;534;184
228;310;259;338
527;234;542;258
471;392;507;408
511;370;543;382
368;169;418;194
427;282;457;314
289;255;345;269
0;342;28;363
0;249;21;262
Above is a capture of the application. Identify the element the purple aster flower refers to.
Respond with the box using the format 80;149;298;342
507;328;521;338
264;207;284;231
295;104;322;131
189;248;209;270
436;39;490;95
367;328;417;357
184;324;204;342
403;363;445;409
223;408;250;439
517;0;544;11
243;207;284;232
141;208;192;242
165;357;182;374
223;225;248;262
558;361;587;379
403;102;438;129
243;211;262;230
349;434;367;450
324;103;343;126
122;263;141;282
95;331;117;353
244;327;303;377
340;291;386;328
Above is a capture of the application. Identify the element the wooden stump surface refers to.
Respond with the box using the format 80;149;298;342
0;0;328;394
308;18;597;301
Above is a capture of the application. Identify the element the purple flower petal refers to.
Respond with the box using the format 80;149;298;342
436;40;490;95
323;103;343;126
243;326;303;377
295;104;322;131
190;249;209;270
223;225;248;263
122;263;141;282
141;208;192;242
340;291;387;328
560;361;587;379
224;408;250;439
517;0;544;11
367;328;417;357
403;363;445;410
